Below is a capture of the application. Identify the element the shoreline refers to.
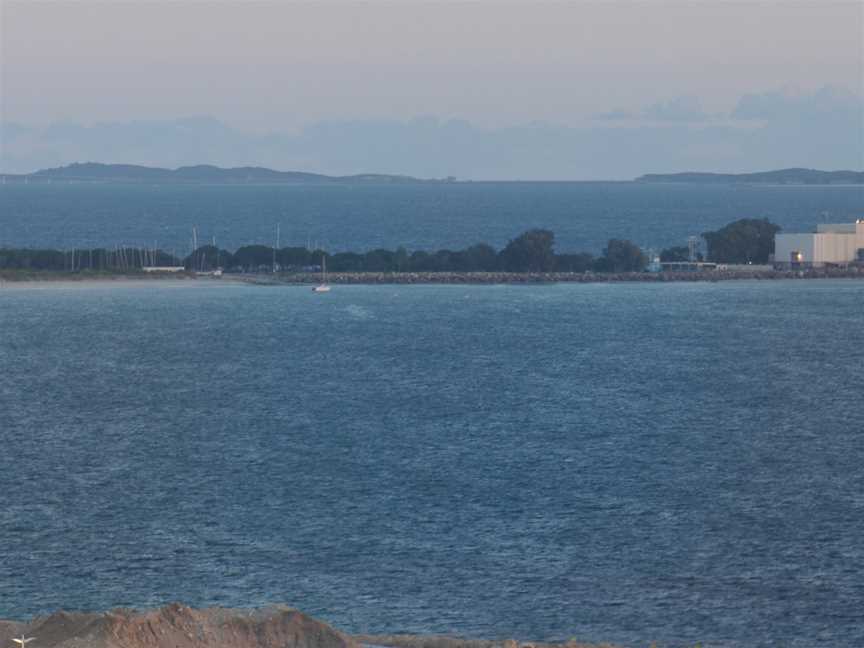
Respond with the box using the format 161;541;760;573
225;267;864;285
0;273;236;289
0;271;204;282
2;267;863;287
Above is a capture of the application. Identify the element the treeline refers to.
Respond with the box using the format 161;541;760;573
0;218;782;273
0;231;648;274
185;231;651;273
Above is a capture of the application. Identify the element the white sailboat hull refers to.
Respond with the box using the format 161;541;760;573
313;255;331;292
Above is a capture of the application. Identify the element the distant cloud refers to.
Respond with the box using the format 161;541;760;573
1;122;32;142
593;110;639;121
732;85;863;121
2;86;861;179
594;96;710;123
643;96;708;122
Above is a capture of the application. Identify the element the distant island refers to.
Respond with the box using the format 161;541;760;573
2;163;862;185
0;162;442;184
636;168;864;184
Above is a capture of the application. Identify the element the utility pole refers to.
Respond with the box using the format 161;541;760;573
273;224;280;273
688;236;700;262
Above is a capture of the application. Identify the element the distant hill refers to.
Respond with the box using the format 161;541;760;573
4;163;862;185
3;162;435;184
636;168;864;184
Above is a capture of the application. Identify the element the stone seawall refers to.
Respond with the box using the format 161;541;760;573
239;267;864;285
3;267;862;285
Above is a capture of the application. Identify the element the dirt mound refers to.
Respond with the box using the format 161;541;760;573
0;604;360;648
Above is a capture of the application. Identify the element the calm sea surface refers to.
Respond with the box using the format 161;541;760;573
1;182;862;253
1;280;862;648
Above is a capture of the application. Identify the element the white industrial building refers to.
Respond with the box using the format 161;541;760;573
774;221;864;268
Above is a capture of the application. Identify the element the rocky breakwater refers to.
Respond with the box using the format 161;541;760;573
240;266;864;285
0;604;359;648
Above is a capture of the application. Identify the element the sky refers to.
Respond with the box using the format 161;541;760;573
1;0;862;178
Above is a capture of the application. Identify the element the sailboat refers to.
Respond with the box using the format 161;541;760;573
312;255;331;292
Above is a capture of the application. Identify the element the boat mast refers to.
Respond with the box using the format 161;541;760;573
273;223;280;273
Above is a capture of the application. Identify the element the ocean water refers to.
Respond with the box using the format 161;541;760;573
1;182;862;254
1;280;862;648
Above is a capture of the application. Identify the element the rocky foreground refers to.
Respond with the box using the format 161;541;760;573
0;605;357;648
0;605;616;648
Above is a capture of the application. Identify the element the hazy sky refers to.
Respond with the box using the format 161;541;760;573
2;1;862;130
1;1;862;177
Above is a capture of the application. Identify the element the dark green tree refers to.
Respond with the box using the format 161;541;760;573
429;250;456;272
498;229;556;272
595;239;647;272
660;246;693;262
278;246;314;268
702;218;780;263
233;245;275;270
394;246;409;272
555;252;595;272
363;248;396;272
329;252;364;272
184;245;231;271
460;243;498;271
408;250;434;271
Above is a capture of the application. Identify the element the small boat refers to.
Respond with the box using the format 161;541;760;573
313;255;331;292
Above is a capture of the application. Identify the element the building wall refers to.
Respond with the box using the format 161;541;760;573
775;222;864;267
814;233;858;264
775;233;815;265
856;222;864;257
817;223;858;234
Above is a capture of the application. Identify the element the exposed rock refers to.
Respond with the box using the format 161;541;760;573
0;604;360;648
0;620;27;641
